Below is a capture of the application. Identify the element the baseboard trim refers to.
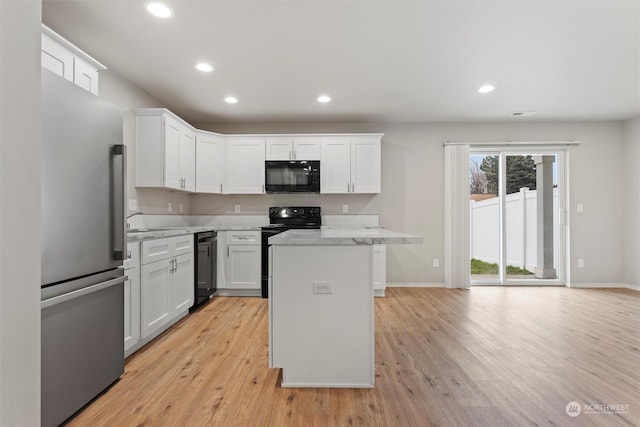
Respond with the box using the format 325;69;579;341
569;282;639;291
387;283;445;288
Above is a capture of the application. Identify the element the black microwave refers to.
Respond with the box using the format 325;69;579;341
265;161;320;193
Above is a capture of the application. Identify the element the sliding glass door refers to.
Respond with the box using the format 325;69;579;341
469;148;565;285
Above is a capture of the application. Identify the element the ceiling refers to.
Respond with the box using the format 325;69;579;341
42;0;639;124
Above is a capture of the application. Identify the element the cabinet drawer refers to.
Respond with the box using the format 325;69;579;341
124;242;140;270
227;230;260;245
141;237;172;265
141;235;195;265
171;234;194;256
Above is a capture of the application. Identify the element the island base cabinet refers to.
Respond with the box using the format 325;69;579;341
270;245;374;388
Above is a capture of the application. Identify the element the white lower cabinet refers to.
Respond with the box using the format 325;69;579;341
216;230;262;296
124;242;140;357
138;235;194;343
172;253;195;313
140;258;173;339
373;244;387;297
227;246;261;289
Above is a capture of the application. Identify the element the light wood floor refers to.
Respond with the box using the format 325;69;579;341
68;287;640;427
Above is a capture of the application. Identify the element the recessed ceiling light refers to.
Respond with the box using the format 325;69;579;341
225;96;238;104
145;2;173;19
478;84;495;94
317;95;331;103
195;63;214;73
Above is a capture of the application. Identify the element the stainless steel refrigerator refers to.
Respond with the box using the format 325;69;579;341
40;69;126;427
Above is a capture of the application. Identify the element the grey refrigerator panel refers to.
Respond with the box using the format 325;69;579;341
41;70;124;286
41;273;125;427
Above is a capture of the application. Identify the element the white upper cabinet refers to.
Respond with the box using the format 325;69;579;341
225;136;266;194
265;136;321;161
321;135;382;194
293;136;322;160
41;25;105;95
350;136;381;193
135;109;196;192
196;131;225;193
320;137;351;193
265;137;293;160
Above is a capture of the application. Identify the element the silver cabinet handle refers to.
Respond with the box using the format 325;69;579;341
262;184;265;193
111;144;126;261
352;182;355;192
127;251;132;259
293;150;297;160
174;257;178;273
347;183;350;192
289;150;292;160
220;183;223;193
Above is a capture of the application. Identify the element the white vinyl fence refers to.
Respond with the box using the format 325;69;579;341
470;188;558;272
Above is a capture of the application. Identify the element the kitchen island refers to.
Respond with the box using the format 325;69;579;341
268;228;422;388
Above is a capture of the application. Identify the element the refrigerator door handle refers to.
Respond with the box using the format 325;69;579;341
41;276;127;309
112;144;127;260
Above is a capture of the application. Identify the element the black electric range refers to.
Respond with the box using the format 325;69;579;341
261;206;321;298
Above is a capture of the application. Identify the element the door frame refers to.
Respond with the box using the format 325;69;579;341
469;146;569;286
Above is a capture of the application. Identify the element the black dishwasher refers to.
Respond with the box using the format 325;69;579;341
193;231;217;309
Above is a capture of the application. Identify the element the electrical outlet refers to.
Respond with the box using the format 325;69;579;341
578;259;584;268
128;198;138;212
235;204;241;213
342;204;349;213
433;258;440;268
577;203;584;213
313;281;333;294
167;202;173;213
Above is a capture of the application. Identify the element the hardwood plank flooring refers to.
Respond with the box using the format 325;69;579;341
67;287;640;426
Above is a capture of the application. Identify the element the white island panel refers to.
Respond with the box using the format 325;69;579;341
270;244;374;388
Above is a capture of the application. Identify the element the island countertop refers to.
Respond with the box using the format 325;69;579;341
268;227;422;246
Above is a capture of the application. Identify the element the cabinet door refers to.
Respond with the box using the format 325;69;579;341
179;126;196;192
372;245;387;293
351;137;381;193
163;116;182;190
216;231;227;288
41;34;74;82
266;137;293;160
124;267;140;353
141;259;172;339
73;57;99;96
293;137;321;160
320;137;351;194
227;245;261;289
172;253;194;314
225;137;265;194
196;132;225;193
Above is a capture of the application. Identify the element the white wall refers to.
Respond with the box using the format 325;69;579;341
623;116;640;289
196;121;626;286
0;1;42;425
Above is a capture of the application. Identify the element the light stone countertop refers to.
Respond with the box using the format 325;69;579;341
127;225;261;241
268;227;422;246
